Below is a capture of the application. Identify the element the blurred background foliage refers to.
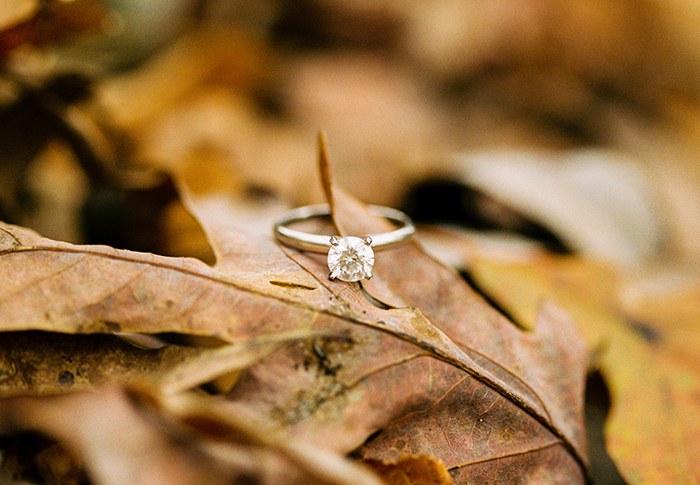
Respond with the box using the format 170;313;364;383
1;0;700;271
2;2;700;484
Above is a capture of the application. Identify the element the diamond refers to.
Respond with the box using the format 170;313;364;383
327;236;374;282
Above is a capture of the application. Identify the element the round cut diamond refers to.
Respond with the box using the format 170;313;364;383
327;236;374;282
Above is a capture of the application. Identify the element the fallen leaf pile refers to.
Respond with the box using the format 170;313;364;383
1;1;700;484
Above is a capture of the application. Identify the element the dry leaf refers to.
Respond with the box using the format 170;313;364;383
0;138;590;483
0;387;232;485
0;385;383;485
465;252;700;483
442;149;665;268
174;137;590;482
2;1;700;483
367;455;455;485
0;331;204;397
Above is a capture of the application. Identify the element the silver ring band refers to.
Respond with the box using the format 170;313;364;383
273;204;415;253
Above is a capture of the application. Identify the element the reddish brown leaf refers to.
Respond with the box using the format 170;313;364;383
207;140;590;482
0;140;590;483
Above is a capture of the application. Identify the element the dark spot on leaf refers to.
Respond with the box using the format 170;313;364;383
628;320;661;343
0;227;22;248
243;184;277;202
311;337;346;376
166;299;175;308
269;280;317;290
103;321;122;333
232;474;261;485
58;371;74;385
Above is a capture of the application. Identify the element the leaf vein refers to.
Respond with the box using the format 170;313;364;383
448;439;562;470
0;253;89;304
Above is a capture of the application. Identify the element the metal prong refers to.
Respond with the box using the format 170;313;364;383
330;235;340;246
364;236;373;246
365;272;372;280
329;266;339;280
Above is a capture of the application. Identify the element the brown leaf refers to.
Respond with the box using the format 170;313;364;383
156;330;330;395
160;390;385;485
321;135;588;477
0;139;590;483
0;331;204;397
0;385;383;485
0;387;232;485
195;140;589;482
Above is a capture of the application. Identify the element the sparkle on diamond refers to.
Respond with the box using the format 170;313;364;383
327;236;374;282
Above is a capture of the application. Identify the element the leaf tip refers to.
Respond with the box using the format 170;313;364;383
317;130;334;206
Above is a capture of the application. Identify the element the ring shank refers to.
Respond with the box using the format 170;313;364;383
274;204;414;253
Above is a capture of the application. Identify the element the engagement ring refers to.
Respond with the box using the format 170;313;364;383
273;204;415;282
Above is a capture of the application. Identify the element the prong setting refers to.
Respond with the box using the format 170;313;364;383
326;236;375;282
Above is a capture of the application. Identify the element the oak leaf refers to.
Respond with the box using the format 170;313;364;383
0;138;591;483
